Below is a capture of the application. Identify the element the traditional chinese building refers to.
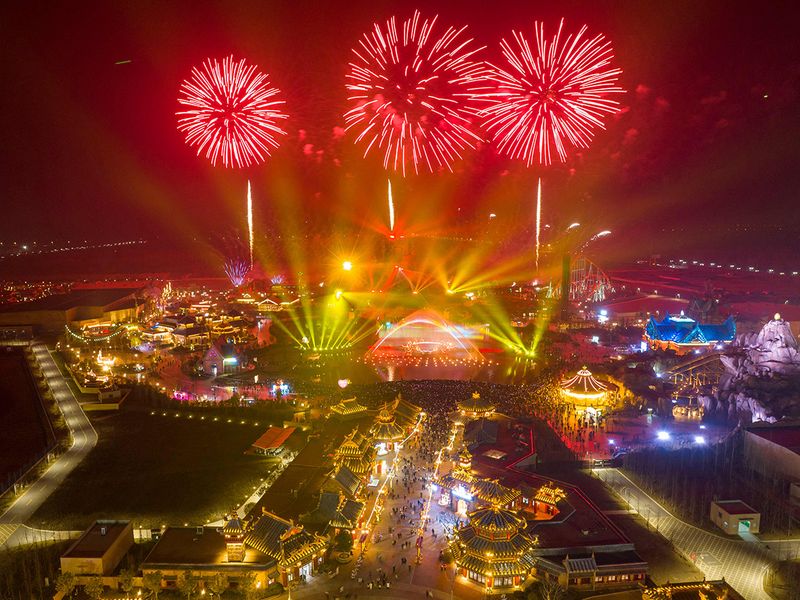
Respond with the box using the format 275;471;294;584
451;505;538;589
644;311;736;355
392;394;423;431
332;429;376;479
329;397;368;420
370;405;405;451
246;509;328;586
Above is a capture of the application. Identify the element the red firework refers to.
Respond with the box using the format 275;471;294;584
481;20;624;166
177;56;288;168
345;11;488;176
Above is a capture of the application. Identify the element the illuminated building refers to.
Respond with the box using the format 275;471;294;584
644;311;736;355
202;341;243;376
370;404;405;451
560;368;615;414
250;426;296;457
60;521;134;576
441;448;648;591
329;397;368;420
0;288;144;333
332;429;376;478
451;505;538;589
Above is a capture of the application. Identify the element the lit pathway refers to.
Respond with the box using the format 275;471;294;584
0;344;98;545
595;468;774;600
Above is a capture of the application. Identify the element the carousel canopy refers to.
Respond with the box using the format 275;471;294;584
561;367;608;400
457;392;496;414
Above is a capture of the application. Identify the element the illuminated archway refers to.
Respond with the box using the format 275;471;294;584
368;309;482;359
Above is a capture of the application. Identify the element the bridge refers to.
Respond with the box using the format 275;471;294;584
665;350;734;390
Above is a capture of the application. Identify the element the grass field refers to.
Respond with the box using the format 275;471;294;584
31;409;274;530
0;348;51;488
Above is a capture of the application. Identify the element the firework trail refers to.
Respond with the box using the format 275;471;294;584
247;180;254;269
388;179;395;233
535;177;542;271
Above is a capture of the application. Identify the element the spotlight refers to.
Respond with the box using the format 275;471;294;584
656;431;671;441
694;435;706;444
342;260;353;271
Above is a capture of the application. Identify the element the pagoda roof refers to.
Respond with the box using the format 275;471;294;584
458;552;535;577
222;515;244;536
467;505;526;534
335;429;373;457
392;394;422;427
645;313;736;344
472;479;521;506
371;415;405;442
246;510;326;566
534;482;568;506
330;397;367;415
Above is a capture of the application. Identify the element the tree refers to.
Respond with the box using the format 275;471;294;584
533;579;564;600
333;530;353;553
205;573;227;598
119;568;135;595
84;575;105;600
55;572;76;598
177;571;198;600
238;572;258;600
142;571;163;600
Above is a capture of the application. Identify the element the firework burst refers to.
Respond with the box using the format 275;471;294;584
177;55;288;168
224;256;250;288
345;11;488;176
481;20;623;166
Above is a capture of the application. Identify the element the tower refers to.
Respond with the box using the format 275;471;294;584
223;510;245;562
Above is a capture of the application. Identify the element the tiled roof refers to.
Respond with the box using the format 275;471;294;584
333;465;362;498
468;505;526;533
472;479;521;506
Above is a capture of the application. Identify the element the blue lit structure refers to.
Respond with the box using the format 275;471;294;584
644;311;735;354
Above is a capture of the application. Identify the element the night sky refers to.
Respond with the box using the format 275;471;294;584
2;0;799;263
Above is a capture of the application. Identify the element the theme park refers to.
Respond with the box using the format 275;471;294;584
1;3;800;600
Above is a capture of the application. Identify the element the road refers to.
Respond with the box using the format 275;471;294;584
594;468;792;600
0;344;97;546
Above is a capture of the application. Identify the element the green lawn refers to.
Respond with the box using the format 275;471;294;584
31;410;274;530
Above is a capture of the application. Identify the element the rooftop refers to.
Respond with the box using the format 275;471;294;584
713;500;759;515
746;422;800;455
252;426;296;450
62;521;131;559
0;288;138;313
143;527;272;568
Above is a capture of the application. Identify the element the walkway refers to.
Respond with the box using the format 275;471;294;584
595;468;774;600
0;345;98;544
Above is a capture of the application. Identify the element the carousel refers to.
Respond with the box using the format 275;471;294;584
457;392;496;419
560;367;613;415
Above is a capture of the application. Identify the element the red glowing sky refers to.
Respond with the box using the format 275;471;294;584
1;0;799;264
